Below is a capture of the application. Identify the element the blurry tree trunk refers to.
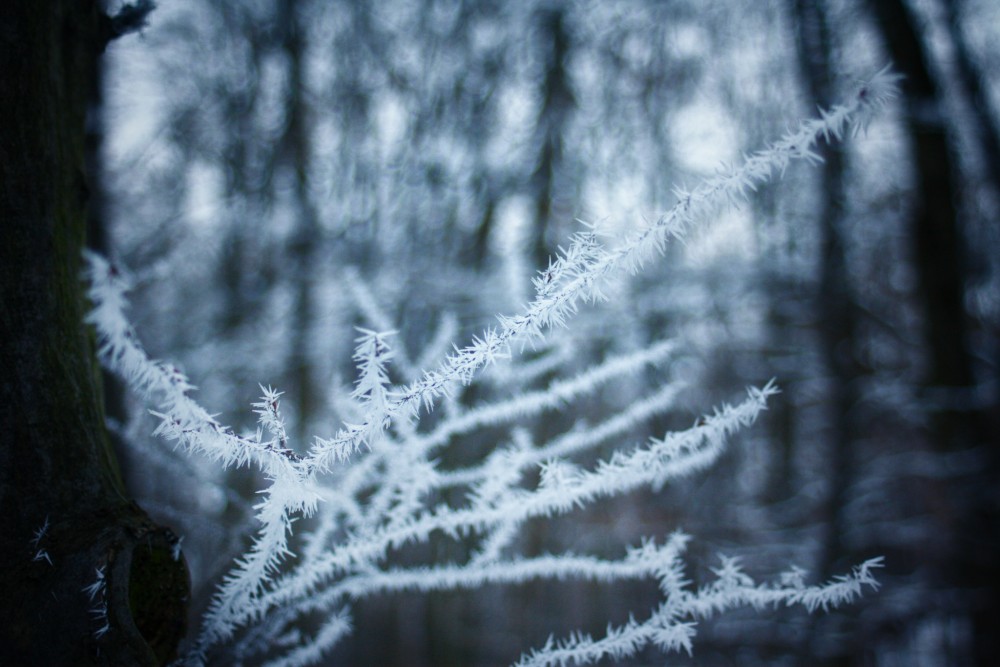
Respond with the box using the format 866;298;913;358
529;6;575;271
756;190;799;507
212;7;281;432
942;0;1000;199
792;1;867;662
867;0;976;433
467;184;497;268
792;0;860;581
0;2;189;665
942;0;1000;414
279;0;321;444
866;0;999;663
217;19;264;337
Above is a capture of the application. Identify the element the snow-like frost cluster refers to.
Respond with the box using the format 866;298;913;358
84;68;898;666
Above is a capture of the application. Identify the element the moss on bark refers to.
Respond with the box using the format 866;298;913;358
0;2;190;664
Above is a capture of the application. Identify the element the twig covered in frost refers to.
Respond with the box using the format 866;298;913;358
304;66;900;471
30;516;52;566
514;556;885;667
245;384;774;634
83;252;304;474
83;68;898;666
83;566;110;640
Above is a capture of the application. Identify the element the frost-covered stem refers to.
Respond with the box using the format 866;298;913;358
84;68;897;665
334;534;689;598
259;610;353;667
190;332;393;656
344;268;421;379
515;557;885;667
86;69;898;477
193;475;321;658
410;339;676;458
402;385;775;536
84;252;304;475
438;380;685;489
193;489;293;655
254;386;289;454
305;68;899;471
256;385;775;618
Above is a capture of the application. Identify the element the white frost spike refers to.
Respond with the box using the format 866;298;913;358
83;566;106;602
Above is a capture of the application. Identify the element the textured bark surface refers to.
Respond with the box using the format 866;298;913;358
0;2;189;664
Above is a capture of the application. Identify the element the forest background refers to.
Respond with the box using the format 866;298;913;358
13;0;999;664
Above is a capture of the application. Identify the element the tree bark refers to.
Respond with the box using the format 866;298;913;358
0;2;189;664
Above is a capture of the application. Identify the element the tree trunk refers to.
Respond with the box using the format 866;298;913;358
865;0;999;663
792;0;859;582
792;2;868;662
942;0;1000;201
278;0;321;445
0;2;189;664
529;6;575;271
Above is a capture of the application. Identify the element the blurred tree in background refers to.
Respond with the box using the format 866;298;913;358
93;0;999;664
